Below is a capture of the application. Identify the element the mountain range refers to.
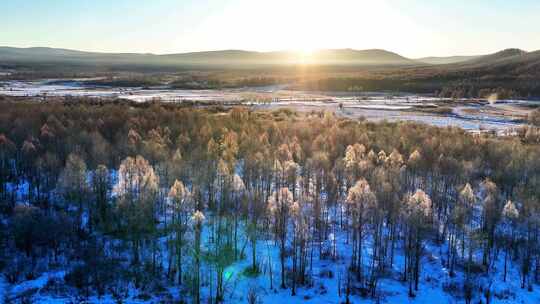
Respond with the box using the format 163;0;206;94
1;46;539;70
0;47;417;66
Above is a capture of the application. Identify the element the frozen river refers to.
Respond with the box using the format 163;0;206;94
1;80;537;133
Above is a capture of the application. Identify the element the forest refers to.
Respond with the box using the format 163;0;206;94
1;97;540;303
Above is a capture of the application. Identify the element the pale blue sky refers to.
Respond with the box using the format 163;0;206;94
1;0;539;57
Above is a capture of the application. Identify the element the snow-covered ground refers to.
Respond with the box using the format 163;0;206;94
212;227;539;304
4;211;539;303
0;275;7;303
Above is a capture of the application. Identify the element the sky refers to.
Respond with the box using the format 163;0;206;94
1;0;539;58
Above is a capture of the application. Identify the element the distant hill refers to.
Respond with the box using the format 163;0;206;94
293;48;540;97
0;47;153;65
401;48;540;97
0;46;417;67
416;55;481;65
455;48;528;66
447;48;540;76
399;49;540;77
305;49;416;65
414;49;532;66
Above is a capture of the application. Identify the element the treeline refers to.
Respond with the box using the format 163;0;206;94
4;64;540;98
170;76;286;89
83;75;285;90
83;76;165;88
294;77;540;98
1;98;540;302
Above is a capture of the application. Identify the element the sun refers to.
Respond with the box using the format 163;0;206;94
299;48;315;57
296;47;316;64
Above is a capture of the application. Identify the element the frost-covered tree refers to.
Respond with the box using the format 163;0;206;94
191;210;205;304
91;164;109;230
4;101;540;303
309;150;330;259
480;178;500;268
346;178;377;283
143;127;171;165
0;134;16;201
58;153;88;229
447;182;474;276
114;155;159;264
290;200;308;295
344;144;366;184
231;174;245;259
502;199;519;282
407;149;422;188
268;187;294;289
458;183;476;279
402;189;432;296
168;179;192;284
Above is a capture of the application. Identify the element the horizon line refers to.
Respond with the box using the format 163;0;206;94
2;44;535;59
